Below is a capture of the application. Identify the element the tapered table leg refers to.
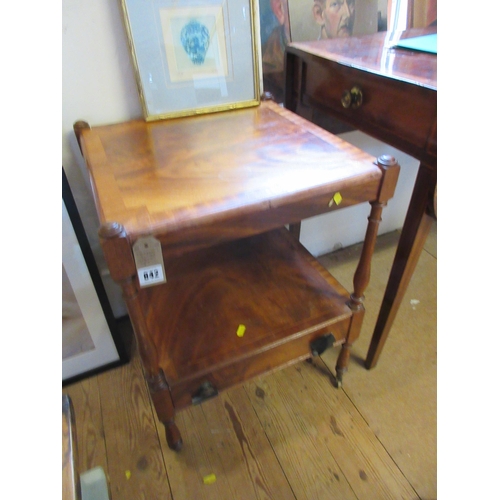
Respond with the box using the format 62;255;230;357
365;163;436;369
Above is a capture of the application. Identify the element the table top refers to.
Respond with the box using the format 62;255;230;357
287;28;437;91
79;100;382;241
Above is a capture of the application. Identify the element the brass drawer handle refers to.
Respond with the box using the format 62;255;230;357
341;86;363;109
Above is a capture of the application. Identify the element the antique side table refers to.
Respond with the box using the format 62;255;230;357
74;100;399;451
284;28;437;369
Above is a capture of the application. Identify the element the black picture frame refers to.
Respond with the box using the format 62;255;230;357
62;168;128;385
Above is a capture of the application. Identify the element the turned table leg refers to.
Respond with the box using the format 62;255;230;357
148;374;183;452
98;222;184;451
336;201;384;385
336;155;400;385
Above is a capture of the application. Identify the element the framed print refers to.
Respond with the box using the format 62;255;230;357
120;0;261;121
62;169;128;384
259;0;381;102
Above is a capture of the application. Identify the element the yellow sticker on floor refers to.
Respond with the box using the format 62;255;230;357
236;324;246;337
203;473;216;485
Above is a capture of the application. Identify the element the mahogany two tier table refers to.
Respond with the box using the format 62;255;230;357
74;100;399;451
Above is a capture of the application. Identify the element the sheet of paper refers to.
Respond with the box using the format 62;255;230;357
393;33;437;54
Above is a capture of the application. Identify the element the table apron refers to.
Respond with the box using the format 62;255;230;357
288;54;437;162
153;178;381;257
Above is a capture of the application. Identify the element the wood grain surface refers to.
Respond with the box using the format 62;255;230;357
141;229;350;375
77;100;381;244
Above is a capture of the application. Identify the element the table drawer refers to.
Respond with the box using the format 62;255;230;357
300;57;437;159
169;318;350;410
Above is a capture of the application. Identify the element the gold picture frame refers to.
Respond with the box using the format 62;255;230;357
120;0;261;121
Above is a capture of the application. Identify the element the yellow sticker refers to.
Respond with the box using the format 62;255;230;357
328;192;343;207
236;324;246;337
125;470;131;480
203;473;217;485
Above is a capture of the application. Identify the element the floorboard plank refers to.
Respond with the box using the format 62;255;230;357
63;376;107;475
98;351;172;500
156;386;296;500
246;366;357;500
247;359;418;500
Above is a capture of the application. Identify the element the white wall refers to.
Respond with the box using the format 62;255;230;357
300;131;419;256
63;0;143;317
62;0;419;318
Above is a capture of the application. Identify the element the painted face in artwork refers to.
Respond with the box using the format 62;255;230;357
313;0;355;39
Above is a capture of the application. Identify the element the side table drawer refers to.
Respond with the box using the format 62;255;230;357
169;318;350;410
298;57;437;158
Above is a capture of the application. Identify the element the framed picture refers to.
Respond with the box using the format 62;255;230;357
259;0;381;102
120;0;261;121
62;169;128;384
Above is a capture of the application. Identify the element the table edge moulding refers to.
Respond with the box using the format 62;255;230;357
73;100;400;451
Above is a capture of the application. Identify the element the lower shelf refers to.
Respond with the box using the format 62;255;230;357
137;227;354;409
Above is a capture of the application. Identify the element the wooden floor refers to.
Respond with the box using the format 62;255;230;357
63;223;437;500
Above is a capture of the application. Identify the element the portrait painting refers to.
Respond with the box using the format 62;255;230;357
259;0;379;101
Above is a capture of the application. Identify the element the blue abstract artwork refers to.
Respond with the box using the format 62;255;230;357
180;20;210;65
